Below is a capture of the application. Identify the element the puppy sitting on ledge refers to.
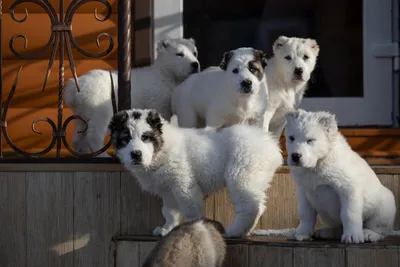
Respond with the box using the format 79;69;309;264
108;108;282;237
285;109;396;244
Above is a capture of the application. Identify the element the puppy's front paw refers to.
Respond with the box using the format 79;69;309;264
294;233;313;241
363;229;383;243
286;229;313;241
341;231;365;244
152;226;169;237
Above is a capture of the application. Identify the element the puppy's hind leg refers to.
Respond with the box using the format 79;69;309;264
72;118;90;153
86;118;111;158
363;187;396;242
224;170;267;237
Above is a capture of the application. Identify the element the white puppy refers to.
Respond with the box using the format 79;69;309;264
64;37;200;157
171;48;268;129
285;109;396;244
109;109;282;237
263;36;319;138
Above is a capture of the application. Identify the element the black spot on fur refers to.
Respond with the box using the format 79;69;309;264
146;110;163;133
145;110;164;156
131;110;141;120
254;49;268;69
220;51;233;71
108;110;132;150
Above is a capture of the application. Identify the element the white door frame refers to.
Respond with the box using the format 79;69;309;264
152;0;398;126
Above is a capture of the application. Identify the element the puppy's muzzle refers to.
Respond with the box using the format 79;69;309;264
291;153;302;164
240;79;253;94
293;67;303;80
191;61;200;73
130;150;142;164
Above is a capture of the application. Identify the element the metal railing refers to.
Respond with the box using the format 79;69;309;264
0;0;133;160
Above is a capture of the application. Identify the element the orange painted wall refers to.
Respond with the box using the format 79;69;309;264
2;1;119;157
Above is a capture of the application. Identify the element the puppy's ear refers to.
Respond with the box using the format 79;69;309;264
273;36;289;53
146;110;163;133
219;51;233;71
254;49;268;68
156;38;171;52
188;38;196;45
316;111;338;135
306;38;320;56
108;110;129;135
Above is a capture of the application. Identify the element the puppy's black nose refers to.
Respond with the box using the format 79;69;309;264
130;150;142;161
291;153;302;164
241;79;252;88
294;67;303;76
191;62;199;72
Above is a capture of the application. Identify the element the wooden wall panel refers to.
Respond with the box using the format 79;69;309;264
73;172;121;267
26;172;74;267
0;172;27;267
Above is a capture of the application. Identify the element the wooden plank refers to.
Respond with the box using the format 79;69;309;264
3;0;118;13
121;172;163;235
26;172;74;267
0;172;26;267
378;174;400;229
346;248;400;267
73;172;121;267
138;242;157;266
3;14;118;60
248;245;292;267
116;241;140;267
262;173;299;229
204;194;215;220
224;244;249;267
293;247;345;267
214;188;235;229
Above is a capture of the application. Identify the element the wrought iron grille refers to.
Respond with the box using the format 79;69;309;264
0;0;133;160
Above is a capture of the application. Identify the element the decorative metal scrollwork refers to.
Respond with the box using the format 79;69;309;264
2;0;116;158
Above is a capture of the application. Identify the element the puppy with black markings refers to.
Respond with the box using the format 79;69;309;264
109;108;282;237
141;218;226;267
171;47;269;129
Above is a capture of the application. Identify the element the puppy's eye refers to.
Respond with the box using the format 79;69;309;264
285;55;292;61
176;52;184;57
289;136;295;142
249;66;258;73
141;135;151;142
303;55;309;60
232;68;239;74
307;138;315;144
193;51;198;57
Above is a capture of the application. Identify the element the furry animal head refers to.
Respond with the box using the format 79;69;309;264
109;109;165;168
284;109;338;168
272;36;319;87
156;37;200;82
219;47;268;95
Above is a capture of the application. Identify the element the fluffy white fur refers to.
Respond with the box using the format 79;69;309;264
285;109;396;244
263;36;319;138
171;47;268;129
64;37;200;157
109;109;283;237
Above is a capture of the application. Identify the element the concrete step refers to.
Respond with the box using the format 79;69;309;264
115;235;400;267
